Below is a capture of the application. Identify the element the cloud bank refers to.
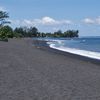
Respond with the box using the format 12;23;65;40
83;17;100;25
10;16;100;28
10;16;72;27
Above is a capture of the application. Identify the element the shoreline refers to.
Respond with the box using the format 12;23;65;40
33;39;100;65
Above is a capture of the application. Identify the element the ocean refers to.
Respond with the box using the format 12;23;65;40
36;37;100;60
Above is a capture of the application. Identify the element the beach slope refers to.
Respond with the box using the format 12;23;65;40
0;38;100;100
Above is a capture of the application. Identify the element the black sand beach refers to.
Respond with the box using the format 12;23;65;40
0;38;100;100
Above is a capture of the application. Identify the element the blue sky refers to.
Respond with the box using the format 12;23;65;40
0;0;100;36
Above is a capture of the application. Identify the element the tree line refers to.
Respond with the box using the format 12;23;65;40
0;11;79;41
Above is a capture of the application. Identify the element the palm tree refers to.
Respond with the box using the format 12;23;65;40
0;11;10;27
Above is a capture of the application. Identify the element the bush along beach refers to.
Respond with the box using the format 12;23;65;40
0;10;79;41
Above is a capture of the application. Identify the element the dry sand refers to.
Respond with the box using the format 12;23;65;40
0;38;100;100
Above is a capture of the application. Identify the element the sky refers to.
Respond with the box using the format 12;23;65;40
0;0;100;36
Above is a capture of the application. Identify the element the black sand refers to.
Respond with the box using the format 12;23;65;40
0;38;100;100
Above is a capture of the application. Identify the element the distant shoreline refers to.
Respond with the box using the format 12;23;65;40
33;39;100;65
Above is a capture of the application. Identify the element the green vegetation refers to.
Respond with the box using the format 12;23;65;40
13;27;79;38
0;11;10;27
0;10;79;41
0;11;11;41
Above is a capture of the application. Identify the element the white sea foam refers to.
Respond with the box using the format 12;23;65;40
48;41;100;60
37;38;100;60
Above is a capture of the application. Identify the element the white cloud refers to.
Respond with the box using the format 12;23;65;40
9;19;33;27
33;16;72;25
40;17;72;25
41;17;56;25
22;19;34;26
10;16;73;27
83;17;100;25
83;18;95;24
95;17;100;24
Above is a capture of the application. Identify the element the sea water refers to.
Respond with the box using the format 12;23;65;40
45;37;100;60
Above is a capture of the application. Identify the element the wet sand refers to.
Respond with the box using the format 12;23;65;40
0;38;100;100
